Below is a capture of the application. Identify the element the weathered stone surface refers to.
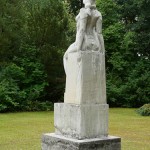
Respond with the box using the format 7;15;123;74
64;51;106;105
42;133;121;150
54;103;108;139
63;0;106;105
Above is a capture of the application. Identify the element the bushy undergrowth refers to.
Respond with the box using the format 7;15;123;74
0;45;49;112
23;101;53;112
136;104;150;116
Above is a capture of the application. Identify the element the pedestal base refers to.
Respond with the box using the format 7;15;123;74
55;103;108;139
42;133;121;150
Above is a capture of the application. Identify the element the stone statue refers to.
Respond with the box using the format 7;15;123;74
64;0;105;67
42;1;121;149
63;0;106;105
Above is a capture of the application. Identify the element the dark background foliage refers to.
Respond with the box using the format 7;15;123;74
0;0;149;112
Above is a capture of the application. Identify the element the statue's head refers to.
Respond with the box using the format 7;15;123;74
83;0;96;8
83;0;96;5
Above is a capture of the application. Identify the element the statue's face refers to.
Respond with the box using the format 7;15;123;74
83;0;95;5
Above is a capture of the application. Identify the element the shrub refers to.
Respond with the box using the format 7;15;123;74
23;101;53;111
0;45;49;112
136;104;150;116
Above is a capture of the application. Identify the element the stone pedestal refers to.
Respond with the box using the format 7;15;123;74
42;133;121;150
54;103;108;139
42;103;121;150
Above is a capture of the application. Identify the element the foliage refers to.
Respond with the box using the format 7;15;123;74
96;0;150;107
0;45;48;112
23;0;75;102
0;64;25;112
136;104;150;116
23;101;53;111
0;0;75;112
0;0;24;63
66;0;83;15
0;0;150;111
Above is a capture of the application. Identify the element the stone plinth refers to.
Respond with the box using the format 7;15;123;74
64;51;106;105
42;133;121;150
54;103;108;140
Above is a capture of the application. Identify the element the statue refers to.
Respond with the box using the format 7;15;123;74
64;0;105;63
63;0;106;104
42;1;121;149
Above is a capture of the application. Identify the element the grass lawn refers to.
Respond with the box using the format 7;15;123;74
0;109;149;150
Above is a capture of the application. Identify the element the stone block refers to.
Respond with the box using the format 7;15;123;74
54;103;108;139
64;51;106;105
42;133;121;150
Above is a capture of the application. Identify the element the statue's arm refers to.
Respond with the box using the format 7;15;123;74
96;15;105;53
75;15;87;51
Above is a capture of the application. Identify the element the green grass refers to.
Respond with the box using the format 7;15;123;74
0;109;149;150
109;108;150;150
0;112;54;150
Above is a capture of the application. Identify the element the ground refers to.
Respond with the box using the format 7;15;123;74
0;108;149;150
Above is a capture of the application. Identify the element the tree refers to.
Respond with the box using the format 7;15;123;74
0;0;24;63
97;0;150;107
0;44;49;112
1;0;149;111
0;0;76;111
23;0;75;102
66;0;83;15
